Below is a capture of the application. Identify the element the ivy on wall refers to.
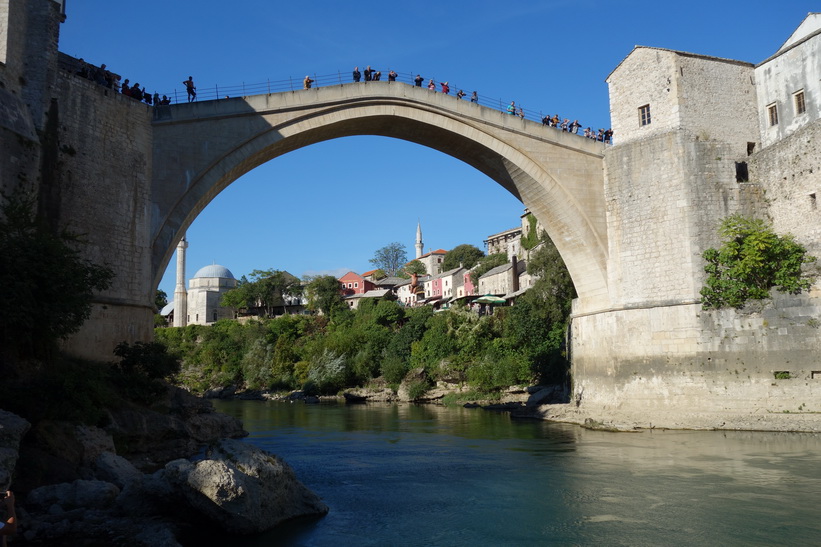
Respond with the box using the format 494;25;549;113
521;213;540;251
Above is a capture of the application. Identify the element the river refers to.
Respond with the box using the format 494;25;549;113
211;400;821;546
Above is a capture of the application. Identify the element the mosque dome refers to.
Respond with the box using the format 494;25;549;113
193;264;235;279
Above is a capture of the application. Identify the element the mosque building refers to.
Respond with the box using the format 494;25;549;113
162;236;238;326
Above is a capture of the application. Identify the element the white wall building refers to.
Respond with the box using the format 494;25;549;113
755;13;821;147
186;264;238;325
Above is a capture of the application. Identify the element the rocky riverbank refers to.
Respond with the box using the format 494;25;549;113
0;385;328;545
202;378;821;434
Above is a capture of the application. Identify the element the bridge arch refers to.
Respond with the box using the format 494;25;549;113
151;83;609;310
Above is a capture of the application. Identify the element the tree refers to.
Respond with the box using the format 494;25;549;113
155;289;168;312
305;275;346;316
0;188;114;360
370;269;388;280
400;259;427;277
370;242;408;276
222;269;301;317
505;230;577;383
700;215;815;309
472;253;508;281
442;244;485;272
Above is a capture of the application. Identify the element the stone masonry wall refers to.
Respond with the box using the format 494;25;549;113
608;47;758;155
602;131;763;308
749;119;821;263
571;293;821;414
53;68;155;359
607;48;679;145
676;54;759;155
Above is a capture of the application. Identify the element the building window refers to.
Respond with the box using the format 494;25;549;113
354;282;358;288
794;90;806;115
213;310;218;322
767;103;778;126
638;104;651;126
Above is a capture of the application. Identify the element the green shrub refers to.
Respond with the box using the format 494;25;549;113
112;341;181;403
240;338;274;389
381;353;410;384
0;188;114;361
307;349;349;394
0;356;114;425
405;378;430;401
701;215;815;309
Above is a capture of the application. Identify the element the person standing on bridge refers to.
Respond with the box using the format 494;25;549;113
414;74;424;87
388;70;397;82
456;89;465;100
364;66;373;81
353;67;361;82
303;75;314;89
441;81;449;94
183;76;196;102
507;101;515;115
471;91;478;103
428;79;435;91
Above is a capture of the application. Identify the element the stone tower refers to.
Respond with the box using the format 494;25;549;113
173;236;188;327
415;220;423;259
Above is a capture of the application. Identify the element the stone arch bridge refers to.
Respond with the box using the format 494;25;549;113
150;82;608;315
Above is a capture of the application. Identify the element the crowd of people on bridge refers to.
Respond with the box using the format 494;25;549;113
351;66;398;83
68;58;611;140
352;66;610;142
72;58;171;105
539;113;612;142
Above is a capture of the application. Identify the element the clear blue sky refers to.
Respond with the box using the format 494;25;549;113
58;1;812;298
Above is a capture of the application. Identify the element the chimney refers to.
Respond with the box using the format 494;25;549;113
510;255;519;293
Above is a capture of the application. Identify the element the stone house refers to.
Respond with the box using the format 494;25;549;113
416;249;447;276
477;258;527;297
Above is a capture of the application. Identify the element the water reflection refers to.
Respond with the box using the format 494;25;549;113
213;401;821;546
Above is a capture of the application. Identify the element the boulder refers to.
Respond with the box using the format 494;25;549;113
74;425;116;466
0;409;30;487
106;385;246;470
397;367;428;402
92;452;142;488
526;385;568;407
343;387;396;403
26;479;120;512
164;439;328;534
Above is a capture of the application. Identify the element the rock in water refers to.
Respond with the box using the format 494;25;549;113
164;439;328;534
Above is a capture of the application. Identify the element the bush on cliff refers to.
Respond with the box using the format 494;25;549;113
112;341;181;403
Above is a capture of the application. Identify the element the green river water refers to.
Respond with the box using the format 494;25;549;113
212;400;821;546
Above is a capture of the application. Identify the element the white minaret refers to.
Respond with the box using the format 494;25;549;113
415;220;423;259
173;235;188;327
